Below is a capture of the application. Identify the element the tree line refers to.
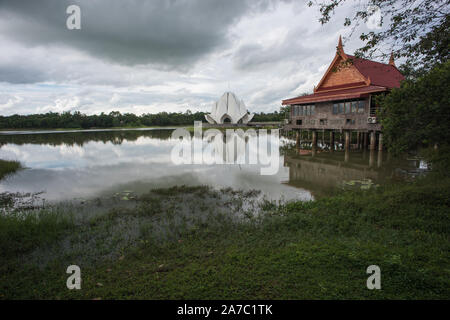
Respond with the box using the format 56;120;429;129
0;110;285;129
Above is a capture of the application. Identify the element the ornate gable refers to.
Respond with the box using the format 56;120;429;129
281;36;404;105
314;36;368;93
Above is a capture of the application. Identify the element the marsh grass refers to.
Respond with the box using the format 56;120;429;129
0;180;449;299
0;159;21;180
0;209;74;259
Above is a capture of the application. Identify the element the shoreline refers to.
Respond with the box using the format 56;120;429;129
0;121;282;133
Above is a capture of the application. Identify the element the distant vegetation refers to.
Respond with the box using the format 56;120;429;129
0;110;284;130
0;130;172;147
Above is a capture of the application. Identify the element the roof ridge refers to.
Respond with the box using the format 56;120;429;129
346;54;395;68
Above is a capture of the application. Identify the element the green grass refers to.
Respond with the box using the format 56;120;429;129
0;209;74;259
0;179;449;299
0;159;21;180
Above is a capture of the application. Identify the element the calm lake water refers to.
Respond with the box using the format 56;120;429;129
0;128;424;203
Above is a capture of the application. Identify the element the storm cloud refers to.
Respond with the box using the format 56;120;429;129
0;0;277;67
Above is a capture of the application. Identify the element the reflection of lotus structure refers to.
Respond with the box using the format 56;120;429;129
205;92;254;124
209;130;249;164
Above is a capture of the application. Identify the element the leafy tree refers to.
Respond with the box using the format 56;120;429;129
378;61;450;153
280;105;291;119
252;111;284;122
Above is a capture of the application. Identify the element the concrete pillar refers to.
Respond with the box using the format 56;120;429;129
312;130;317;148
344;148;349;163
322;129;325;147
311;131;317;157
369;149;375;167
357;132;361;149
370;131;376;150
377;149;383;168
363;132;368;150
378;133;383;151
345;131;350;151
330;131;335;152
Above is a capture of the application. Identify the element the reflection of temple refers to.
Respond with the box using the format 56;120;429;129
284;150;383;198
206;130;254;164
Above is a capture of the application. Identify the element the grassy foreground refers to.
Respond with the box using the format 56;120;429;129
0;179;449;299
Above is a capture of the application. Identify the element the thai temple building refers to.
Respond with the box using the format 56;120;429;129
282;36;404;151
205;92;254;124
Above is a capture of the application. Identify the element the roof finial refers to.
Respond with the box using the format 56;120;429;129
337;35;344;54
389;52;396;66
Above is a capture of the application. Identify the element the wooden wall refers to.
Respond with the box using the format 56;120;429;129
286;96;382;131
320;58;366;89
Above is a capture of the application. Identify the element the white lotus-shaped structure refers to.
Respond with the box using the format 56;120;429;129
205;92;254;124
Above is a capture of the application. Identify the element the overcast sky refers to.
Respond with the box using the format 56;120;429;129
0;0;382;116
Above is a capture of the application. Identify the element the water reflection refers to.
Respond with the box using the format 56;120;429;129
0;129;311;202
0;129;173;147
284;146;425;198
0;129;426;203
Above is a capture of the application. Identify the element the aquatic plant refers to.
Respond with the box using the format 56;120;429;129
0;159;22;180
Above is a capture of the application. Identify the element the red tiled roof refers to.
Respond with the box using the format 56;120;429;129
347;55;405;88
282;85;388;105
282;38;405;106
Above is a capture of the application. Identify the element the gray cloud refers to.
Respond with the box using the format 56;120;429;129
0;0;275;68
0;0;363;115
0;64;48;84
232;23;313;71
